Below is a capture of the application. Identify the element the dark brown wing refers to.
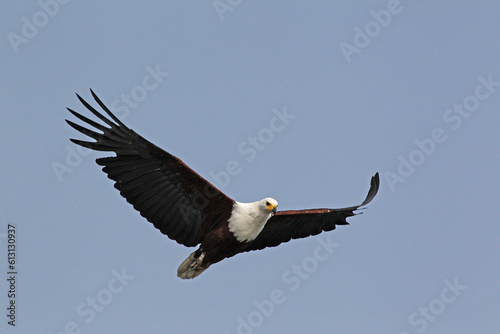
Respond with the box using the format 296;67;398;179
245;173;379;251
66;89;234;247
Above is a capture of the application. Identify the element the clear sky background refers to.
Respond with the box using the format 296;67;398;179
1;1;499;333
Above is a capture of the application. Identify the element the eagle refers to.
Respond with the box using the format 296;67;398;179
66;90;380;279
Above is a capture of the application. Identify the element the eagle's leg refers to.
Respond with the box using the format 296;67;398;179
191;251;205;268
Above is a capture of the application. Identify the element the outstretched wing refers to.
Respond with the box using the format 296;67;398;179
245;173;379;251
66;90;234;247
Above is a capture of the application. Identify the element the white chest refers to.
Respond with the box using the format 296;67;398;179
228;202;271;242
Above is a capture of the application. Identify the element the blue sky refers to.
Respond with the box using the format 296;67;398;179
1;1;499;333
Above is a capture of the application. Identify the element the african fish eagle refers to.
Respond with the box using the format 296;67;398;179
66;90;380;279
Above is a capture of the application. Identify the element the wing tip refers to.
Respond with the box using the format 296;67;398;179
360;172;380;207
89;89;125;126
69;138;94;149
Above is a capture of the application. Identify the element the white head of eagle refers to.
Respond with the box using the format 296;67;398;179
228;198;278;243
66;90;379;279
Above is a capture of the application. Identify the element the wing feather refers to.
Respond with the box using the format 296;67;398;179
66;90;235;247
246;173;379;252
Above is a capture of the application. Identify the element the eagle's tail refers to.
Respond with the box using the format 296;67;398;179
177;250;210;279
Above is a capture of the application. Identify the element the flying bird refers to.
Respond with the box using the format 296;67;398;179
66;90;380;279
